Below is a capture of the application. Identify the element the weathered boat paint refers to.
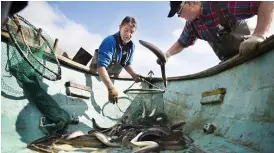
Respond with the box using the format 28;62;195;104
1;31;274;153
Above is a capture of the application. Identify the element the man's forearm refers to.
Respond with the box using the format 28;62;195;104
254;1;274;36
97;66;114;89
166;41;185;57
125;65;136;77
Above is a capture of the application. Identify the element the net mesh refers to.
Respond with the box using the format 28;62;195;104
2;14;70;134
5;14;61;81
122;81;166;123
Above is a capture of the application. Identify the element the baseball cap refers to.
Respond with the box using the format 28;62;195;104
168;1;184;18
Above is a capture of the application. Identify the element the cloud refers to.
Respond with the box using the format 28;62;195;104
119;41;162;77
166;15;274;77
119;38;219;77
166;18;220;76
120;16;219;78
17;2;274;78
19;1;103;58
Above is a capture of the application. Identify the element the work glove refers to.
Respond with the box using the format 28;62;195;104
108;87;118;104
156;52;170;65
132;73;144;83
239;34;265;56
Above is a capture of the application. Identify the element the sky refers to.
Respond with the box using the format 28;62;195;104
18;1;274;77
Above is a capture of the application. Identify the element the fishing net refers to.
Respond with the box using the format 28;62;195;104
122;79;166;123
2;14;70;134
5;14;61;81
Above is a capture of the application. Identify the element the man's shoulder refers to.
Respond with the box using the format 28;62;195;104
102;34;116;44
99;34;116;50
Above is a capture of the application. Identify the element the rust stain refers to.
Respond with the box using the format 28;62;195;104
202;88;226;97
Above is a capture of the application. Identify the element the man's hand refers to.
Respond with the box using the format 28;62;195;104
108;87;118;104
156;52;170;65
132;73;144;83
239;35;265;55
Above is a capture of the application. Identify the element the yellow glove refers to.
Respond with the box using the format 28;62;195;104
239;35;265;55
108;87;118;104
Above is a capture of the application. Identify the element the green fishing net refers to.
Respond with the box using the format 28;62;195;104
2;14;70;134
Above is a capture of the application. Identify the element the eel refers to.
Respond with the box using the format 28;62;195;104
130;132;160;153
27;134;63;153
27;131;107;152
170;121;186;131
89;118;122;136
91;131;121;147
56;134;106;148
139;40;167;87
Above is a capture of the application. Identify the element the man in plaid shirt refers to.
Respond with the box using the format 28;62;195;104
159;1;274;63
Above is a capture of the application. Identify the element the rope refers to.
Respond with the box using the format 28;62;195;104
123;79;165;94
116;103;125;113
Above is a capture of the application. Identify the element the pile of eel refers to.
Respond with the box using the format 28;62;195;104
27;109;205;153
